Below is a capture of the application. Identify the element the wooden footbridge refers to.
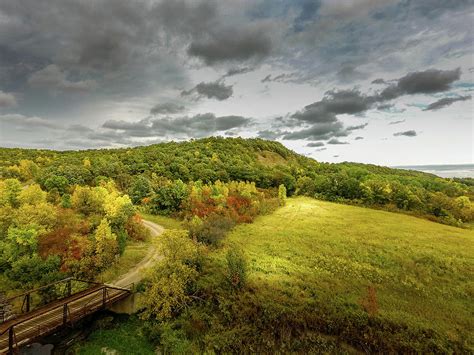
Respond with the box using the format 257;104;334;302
0;278;133;354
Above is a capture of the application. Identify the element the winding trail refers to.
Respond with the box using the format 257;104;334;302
113;220;164;288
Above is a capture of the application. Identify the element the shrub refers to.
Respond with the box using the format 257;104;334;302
278;184;287;206
188;214;235;247
226;246;247;289
125;214;150;241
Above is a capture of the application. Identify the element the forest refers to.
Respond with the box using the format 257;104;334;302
1;137;472;228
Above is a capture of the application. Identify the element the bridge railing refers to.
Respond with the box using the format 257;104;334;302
0;283;133;354
0;278;107;324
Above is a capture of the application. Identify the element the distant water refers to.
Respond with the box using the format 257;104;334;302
394;164;474;178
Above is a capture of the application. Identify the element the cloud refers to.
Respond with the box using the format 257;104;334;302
187;24;273;64
292;89;373;124
354;136;364;140
389;119;405;125
347;123;368;131
283;121;347;141
278;68;462;143
372;78;386;84
103;113;251;139
394;130;417;137
223;67;254;77
336;65;368;83
257;129;282;140
260;73;297;83
306;142;325;147
150;102;186;115
0;113;62;129
423;95;471;111
182;80;233;101
327;138;349;144
28;65;97;92
0;91;17;108
378;68;461;100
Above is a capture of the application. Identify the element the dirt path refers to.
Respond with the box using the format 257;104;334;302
113;220;164;288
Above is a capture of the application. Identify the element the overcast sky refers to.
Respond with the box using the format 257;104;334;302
0;0;472;165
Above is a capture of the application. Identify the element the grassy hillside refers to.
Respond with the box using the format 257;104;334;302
195;197;474;351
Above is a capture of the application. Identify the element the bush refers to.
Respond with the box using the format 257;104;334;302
226;246;247;289
125;214;150;241
188;214;235;247
150;180;188;215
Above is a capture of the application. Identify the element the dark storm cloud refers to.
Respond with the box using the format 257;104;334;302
394;130;417;137
102;113;251;139
195;82;233;100
292;90;373;124
150;103;186;115
187;25;273;65
306;142;324;147
389;119;405;125
182;81;233;101
28;65;97;92
283;121;347;141
327;138;349;145
378;68;462;101
423;95;471;111
372;78;386;84
257;129;283;140
223;67;254;77
261;73;298;83
377;103;393;111
279;68;462;143
347;123;368;131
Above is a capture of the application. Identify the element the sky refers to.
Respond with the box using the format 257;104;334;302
0;0;473;166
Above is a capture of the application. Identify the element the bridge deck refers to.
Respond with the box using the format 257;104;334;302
0;284;131;354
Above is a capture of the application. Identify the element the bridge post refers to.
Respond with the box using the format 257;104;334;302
66;279;72;297
102;287;106;308
63;304;68;326
25;293;30;313
8;326;14;354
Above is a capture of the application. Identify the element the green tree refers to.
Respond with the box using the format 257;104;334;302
71;186;106;215
141;230;200;320
43;175;69;195
18;184;47;205
94;218;118;268
150;180;188;215
0;179;22;207
128;175;152;204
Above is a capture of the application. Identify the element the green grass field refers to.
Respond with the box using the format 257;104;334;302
215;197;474;348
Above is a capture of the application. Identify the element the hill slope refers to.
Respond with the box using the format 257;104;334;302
202;197;473;351
0;137;472;226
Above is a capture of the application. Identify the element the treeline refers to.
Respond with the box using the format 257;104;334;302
0;137;472;226
0;179;148;290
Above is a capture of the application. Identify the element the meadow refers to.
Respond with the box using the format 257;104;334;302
74;197;473;352
202;197;474;351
